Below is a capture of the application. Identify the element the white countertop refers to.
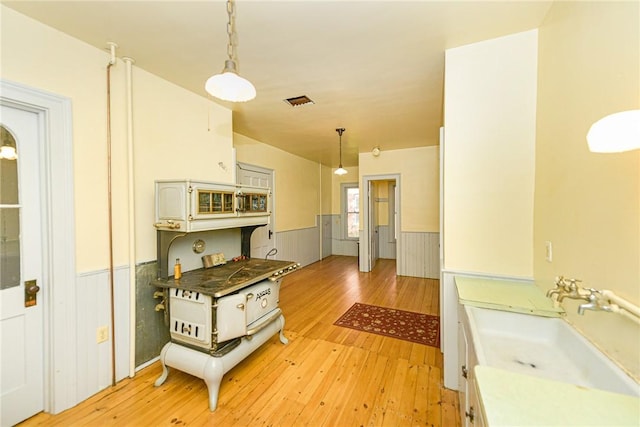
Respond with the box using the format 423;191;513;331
475;366;640;426
455;276;563;317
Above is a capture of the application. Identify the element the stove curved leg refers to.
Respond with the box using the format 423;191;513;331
203;359;224;411
278;314;288;345
154;342;172;387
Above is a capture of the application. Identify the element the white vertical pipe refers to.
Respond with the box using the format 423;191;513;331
123;56;136;378
601;290;640;320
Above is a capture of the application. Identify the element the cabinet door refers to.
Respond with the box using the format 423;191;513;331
468;378;485;427
458;323;469;426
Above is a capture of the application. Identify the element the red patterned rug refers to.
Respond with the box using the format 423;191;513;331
334;303;440;347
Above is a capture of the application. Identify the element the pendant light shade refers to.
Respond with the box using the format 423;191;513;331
334;166;348;176
334;128;347;175
0;145;17;160
587;109;640;153
205;60;256;102
0;127;17;160
205;0;256;102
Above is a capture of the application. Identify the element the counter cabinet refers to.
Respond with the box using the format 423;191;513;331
458;302;485;427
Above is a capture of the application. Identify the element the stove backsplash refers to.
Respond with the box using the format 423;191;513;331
135;260;169;367
166;228;241;274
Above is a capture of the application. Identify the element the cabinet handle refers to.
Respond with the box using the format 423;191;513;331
461;365;468;379
465;406;475;423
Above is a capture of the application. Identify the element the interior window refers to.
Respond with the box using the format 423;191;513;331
343;183;359;239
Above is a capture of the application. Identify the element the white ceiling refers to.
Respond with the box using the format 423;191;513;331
2;0;553;167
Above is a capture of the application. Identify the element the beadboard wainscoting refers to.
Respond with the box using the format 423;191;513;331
398;232;440;279
275;225;321;267
75;266;131;401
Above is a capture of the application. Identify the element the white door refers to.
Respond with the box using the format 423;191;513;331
368;181;378;270
0;106;45;425
237;163;275;259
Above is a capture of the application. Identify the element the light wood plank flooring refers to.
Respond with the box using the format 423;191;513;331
21;256;460;426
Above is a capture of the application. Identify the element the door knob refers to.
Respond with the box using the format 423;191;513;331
25;279;40;307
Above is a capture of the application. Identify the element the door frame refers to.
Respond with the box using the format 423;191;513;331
236;162;276;254
1;79;77;414
361;174;401;272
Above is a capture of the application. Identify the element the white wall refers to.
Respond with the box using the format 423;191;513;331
359;146;439;233
534;1;640;380
442;30;539;389
443;30;538;277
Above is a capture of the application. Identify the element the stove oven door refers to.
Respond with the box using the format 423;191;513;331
215;293;247;342
243;279;281;326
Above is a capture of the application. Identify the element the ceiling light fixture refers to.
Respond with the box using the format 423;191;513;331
587;109;640;153
205;0;256;102
0;128;17;160
0;145;17;160
334;128;347;176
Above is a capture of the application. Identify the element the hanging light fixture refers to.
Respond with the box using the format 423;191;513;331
587;109;640;153
0;127;17;160
334;128;347;176
205;0;256;102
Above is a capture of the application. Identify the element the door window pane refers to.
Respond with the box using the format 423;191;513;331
0;125;20;289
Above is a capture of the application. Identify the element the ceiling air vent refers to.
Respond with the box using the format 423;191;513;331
284;95;315;107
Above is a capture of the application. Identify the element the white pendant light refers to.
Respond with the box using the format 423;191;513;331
205;0;256;102
0;145;17;160
334;128;348;176
0;127;17;160
587;109;640;153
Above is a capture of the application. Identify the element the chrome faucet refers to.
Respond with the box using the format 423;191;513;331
547;277;614;315
578;288;614;315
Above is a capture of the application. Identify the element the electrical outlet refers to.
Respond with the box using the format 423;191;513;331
545;241;553;263
96;326;109;343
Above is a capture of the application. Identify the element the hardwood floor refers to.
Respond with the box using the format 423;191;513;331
21;256;460;426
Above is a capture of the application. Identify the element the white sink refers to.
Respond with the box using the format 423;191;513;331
465;305;640;396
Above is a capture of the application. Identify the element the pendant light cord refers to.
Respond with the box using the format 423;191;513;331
337;128;345;167
226;0;236;64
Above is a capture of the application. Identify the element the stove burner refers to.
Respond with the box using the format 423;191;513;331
150;258;300;298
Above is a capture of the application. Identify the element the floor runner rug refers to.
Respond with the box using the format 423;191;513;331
334;303;440;347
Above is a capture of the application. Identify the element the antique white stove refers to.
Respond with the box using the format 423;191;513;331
151;259;299;411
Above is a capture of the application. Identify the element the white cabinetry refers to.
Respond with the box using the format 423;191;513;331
154;180;270;232
458;303;485;427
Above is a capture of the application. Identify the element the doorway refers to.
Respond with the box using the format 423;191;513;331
236;162;275;259
0;80;77;420
1;107;45;426
361;174;401;273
